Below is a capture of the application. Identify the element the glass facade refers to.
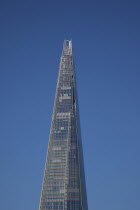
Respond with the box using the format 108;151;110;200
39;40;88;210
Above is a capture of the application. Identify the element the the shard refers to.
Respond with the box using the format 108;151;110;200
39;40;88;210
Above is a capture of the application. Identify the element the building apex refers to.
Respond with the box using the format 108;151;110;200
62;39;72;56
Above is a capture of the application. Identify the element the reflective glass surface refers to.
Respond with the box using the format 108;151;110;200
39;41;88;210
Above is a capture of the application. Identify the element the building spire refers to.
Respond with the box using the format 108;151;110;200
62;40;72;56
39;40;88;210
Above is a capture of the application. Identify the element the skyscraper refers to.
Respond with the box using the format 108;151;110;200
39;40;88;210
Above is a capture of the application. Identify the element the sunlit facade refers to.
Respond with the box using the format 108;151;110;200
39;40;88;210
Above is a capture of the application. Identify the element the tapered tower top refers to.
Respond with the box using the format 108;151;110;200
39;40;88;210
62;40;72;56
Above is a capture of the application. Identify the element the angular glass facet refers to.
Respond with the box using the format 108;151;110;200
39;40;88;210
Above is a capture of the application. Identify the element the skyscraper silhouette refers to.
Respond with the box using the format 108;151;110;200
39;40;88;210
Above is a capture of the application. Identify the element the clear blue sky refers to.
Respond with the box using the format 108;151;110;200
0;0;140;210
